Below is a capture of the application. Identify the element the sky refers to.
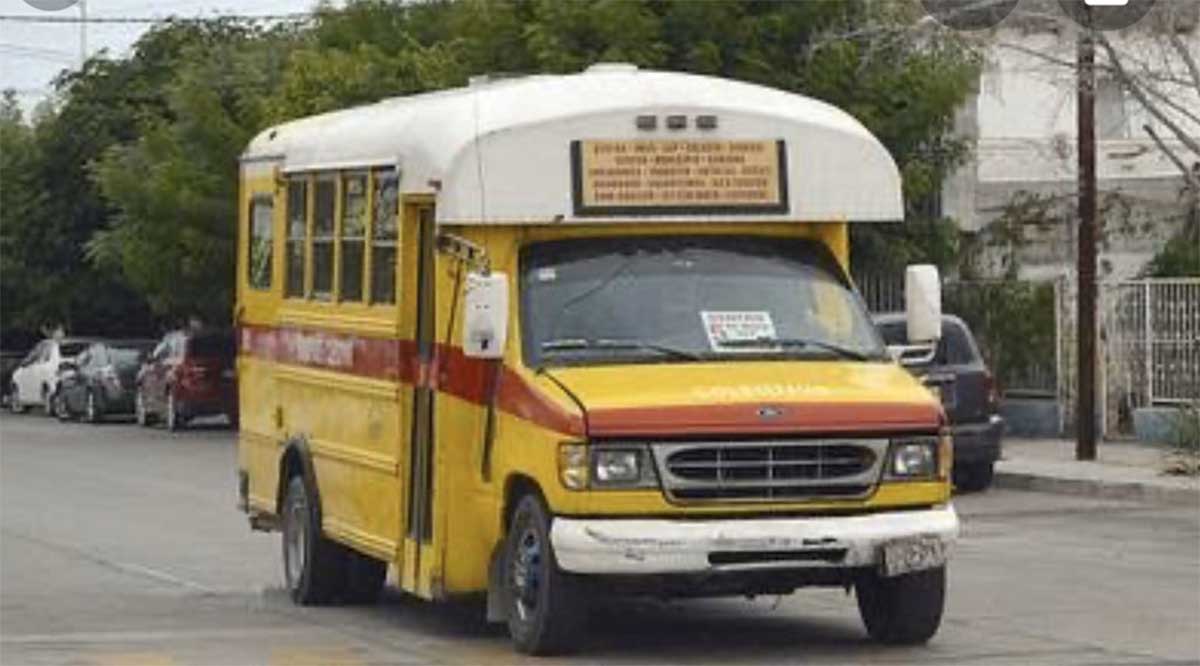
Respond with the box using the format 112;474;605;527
0;0;324;114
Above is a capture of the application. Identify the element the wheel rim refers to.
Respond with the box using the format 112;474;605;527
44;391;53;414
56;394;68;419
283;493;308;589
511;525;543;623
86;393;96;421
167;393;176;429
135;393;144;424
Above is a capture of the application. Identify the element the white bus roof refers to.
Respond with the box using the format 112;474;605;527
243;65;903;225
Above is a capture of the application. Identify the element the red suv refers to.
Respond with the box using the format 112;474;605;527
136;330;237;430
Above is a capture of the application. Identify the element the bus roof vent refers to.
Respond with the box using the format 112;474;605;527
585;62;638;74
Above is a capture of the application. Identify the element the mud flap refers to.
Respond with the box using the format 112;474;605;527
485;541;508;623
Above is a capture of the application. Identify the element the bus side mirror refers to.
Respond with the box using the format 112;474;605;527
890;264;942;367
463;272;509;360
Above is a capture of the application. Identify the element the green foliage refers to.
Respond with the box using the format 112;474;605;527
945;280;1058;394
4;0;982;333
1143;215;1200;277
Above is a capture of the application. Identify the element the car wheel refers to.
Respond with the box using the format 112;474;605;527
42;387;55;417
135;390;151;426
84;390;100;424
281;476;347;605
955;462;995;493
505;493;584;656
54;391;74;421
10;384;25;414
165;391;184;431
856;566;946;645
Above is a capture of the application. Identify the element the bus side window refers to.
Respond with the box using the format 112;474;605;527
340;173;368;302
312;176;336;301
248;196;273;291
285;177;308;298
370;169;399;305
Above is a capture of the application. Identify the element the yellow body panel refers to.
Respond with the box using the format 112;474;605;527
236;164;948;599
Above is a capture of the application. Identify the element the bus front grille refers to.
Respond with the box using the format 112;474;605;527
652;439;888;503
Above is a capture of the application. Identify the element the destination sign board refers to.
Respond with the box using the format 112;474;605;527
571;139;788;216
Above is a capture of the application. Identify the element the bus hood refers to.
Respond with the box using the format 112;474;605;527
541;361;942;438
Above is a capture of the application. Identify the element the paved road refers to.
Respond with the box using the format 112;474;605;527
2;414;1198;665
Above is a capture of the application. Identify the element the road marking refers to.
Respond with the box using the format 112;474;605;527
91;652;176;666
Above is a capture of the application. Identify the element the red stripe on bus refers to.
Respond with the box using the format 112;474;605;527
586;402;941;437
238;325;584;436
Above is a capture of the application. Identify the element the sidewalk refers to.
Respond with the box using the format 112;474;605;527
994;438;1200;506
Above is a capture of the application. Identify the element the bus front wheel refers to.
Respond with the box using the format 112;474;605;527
856;565;946;645
281;476;346;605
505;493;584;656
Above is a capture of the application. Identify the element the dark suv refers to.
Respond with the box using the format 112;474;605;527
874;313;1005;491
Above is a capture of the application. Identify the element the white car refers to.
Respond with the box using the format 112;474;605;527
8;338;96;415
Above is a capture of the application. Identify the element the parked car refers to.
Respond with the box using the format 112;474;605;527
55;340;156;423
8;338;97;415
874;313;1005;491
136;330;237;430
1;349;29;408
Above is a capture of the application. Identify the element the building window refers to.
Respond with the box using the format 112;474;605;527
312;176;336;300
371;169;399;305
340;173;368;302
248;197;273;291
285;178;307;298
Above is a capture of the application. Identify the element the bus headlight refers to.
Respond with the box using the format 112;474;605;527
886;437;939;480
558;444;658;490
594;449;642;484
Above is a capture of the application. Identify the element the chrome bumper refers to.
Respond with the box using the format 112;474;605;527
551;504;959;575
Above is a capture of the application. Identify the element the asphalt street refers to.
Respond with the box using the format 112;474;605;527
2;414;1198;665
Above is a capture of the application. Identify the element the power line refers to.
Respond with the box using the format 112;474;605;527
0;13;313;24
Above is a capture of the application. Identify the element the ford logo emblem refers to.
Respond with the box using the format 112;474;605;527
757;406;784;420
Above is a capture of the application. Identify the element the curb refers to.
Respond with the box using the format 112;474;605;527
994;470;1200;507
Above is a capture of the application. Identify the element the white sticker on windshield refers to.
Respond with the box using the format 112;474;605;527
701;311;777;352
536;267;558;282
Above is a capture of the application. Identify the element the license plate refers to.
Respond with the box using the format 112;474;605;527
881;536;946;577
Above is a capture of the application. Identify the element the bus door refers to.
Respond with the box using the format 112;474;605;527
401;202;438;596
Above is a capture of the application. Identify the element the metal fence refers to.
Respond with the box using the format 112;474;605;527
1100;279;1200;433
857;272;1200;437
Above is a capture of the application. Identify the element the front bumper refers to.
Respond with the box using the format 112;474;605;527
551;504;959;575
951;415;1004;464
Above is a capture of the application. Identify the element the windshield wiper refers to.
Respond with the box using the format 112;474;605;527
716;336;872;361
541;338;701;361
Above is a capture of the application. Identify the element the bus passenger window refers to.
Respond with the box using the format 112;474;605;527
370;169;399;305
312;176;336;300
248;197;273;290
340;174;368;302
285;178;307;298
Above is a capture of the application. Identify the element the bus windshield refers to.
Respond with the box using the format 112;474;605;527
520;235;887;368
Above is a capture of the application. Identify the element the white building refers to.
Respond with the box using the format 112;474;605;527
943;3;1200;281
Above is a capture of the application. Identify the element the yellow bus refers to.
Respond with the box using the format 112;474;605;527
235;64;957;655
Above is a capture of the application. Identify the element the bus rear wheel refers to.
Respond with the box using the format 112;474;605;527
281;476;346;605
505;493;584;656
856;565;946;645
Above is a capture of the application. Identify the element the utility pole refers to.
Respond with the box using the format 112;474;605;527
1076;14;1098;461
79;0;87;67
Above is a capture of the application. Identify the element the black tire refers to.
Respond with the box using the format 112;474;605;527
42;387;55;417
83;390;101;424
341;549;387;604
505;493;584;656
281;476;347;605
135;389;155;426
856;566;946;645
54;391;74;422
955;462;995;493
165;391;185;431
